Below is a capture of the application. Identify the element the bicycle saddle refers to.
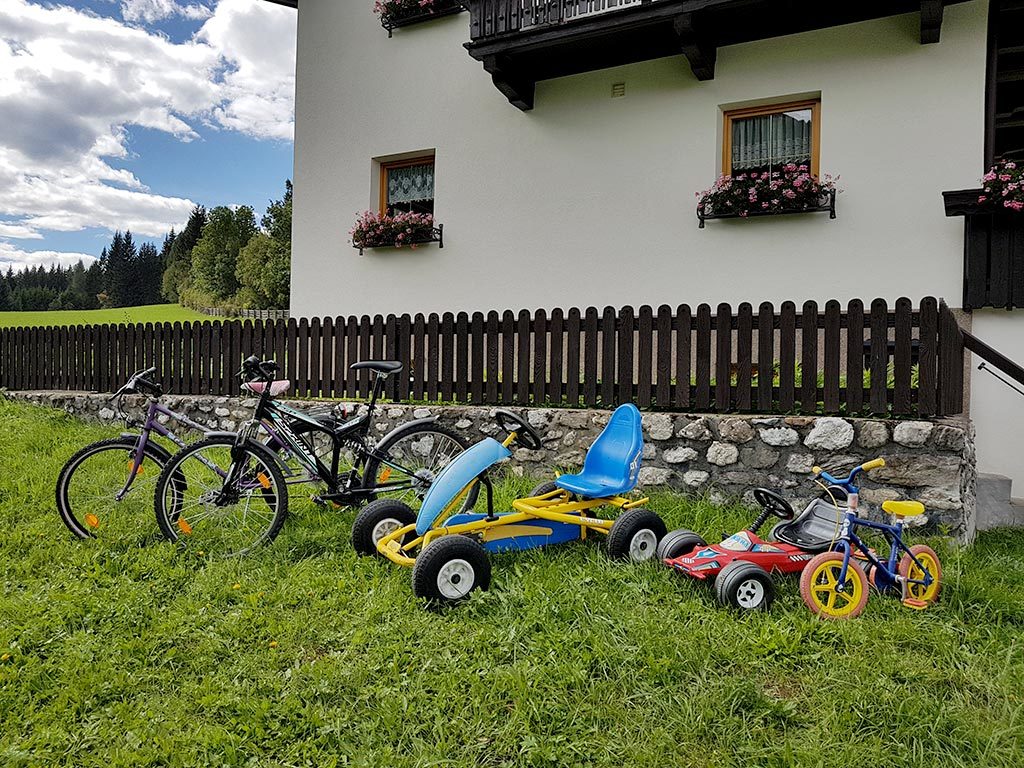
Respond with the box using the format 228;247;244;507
882;500;925;518
242;380;291;396
349;360;403;374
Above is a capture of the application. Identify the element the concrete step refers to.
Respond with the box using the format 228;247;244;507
978;473;1024;530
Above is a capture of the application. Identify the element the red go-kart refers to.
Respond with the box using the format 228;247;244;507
659;488;848;611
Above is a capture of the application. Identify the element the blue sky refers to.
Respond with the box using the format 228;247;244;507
0;0;296;270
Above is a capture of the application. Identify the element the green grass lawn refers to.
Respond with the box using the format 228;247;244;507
0;303;211;329
1;399;1022;767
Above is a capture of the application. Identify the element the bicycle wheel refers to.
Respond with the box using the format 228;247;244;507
362;422;478;512
55;436;170;544
154;436;288;557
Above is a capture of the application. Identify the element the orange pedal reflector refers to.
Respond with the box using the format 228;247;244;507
177;518;193;536
84;513;100;530
257;473;271;489
902;598;928;610
379;467;392;482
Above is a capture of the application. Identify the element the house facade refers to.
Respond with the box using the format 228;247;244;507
273;1;1024;499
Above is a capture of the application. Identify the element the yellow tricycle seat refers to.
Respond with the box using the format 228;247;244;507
882;500;925;518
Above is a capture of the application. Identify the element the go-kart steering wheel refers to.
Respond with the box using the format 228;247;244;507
493;409;542;451
752;488;795;520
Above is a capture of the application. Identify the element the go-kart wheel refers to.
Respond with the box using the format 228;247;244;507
606;509;667;563
752;488;795;520
799;551;869;619
351;499;416;557
493;410;543;451
412;535;491;605
528;480;567;499
898;544;942;605
656;529;707;560
715;561;775;611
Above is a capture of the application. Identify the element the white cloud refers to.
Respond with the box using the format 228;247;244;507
0;0;296;267
0;242;97;272
121;1;213;24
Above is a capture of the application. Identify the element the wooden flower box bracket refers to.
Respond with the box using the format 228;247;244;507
697;190;837;229
379;1;466;37
354;224;444;256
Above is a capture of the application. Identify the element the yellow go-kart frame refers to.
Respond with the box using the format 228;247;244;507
351;406;668;604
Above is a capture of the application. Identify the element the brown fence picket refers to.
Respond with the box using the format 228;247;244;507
549;308;564;406
675;304;691;409
800;300;818;414
893;297;913;415
533;309;547;405
441;312;455;402
485;311;499;404
757;302;774;412
869;298;889;415
735;303;753;411
845;300;864;415
715;303;731;411
583;307;598;407
500;310;514;404
600;306;615;407
470;312;484;404
413;313;427;401
695;304;711;411
778;302;796;412
637;305;653;408
516;309;531;404
918;297;938;416
823;300;841;414
655;305;672;408
617;306;634;406
455;312;470;403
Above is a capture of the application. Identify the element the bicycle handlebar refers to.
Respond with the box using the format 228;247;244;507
111;367;162;399
240;355;280;382
810;458;885;492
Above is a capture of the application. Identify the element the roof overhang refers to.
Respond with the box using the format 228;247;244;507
264;0;297;8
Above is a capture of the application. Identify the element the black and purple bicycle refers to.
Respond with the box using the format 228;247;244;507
150;357;475;557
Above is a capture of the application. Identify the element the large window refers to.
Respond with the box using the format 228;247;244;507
722;99;820;177
379;156;435;216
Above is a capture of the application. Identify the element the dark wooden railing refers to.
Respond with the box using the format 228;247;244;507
469;0;647;38
0;297;966;417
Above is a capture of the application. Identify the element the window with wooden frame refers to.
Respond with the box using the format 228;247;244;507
379;156;435;217
722;99;821;178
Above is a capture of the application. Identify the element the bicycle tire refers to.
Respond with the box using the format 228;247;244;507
362;421;479;512
154;435;289;556
55;436;171;542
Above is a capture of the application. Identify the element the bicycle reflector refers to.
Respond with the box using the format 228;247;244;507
177;518;193;535
257;473;271;489
84;513;100;529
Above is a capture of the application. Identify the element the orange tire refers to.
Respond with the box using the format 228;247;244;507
800;551;870;619
898;544;942;605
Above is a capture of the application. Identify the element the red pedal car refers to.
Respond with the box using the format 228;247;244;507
659;488;849;611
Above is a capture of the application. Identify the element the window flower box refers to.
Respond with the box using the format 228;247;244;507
375;0;466;37
696;165;838;228
350;211;444;255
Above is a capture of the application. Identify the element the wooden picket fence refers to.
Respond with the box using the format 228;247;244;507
0;296;965;417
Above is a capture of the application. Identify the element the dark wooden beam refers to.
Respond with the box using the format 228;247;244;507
920;0;944;44
674;14;717;81
483;56;535;111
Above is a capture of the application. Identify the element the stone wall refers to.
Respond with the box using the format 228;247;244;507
8;391;976;542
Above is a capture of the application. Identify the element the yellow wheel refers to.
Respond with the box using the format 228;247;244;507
800;551;869;619
898;544;942;605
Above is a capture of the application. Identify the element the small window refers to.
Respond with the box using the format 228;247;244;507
722;99;820;177
379;156;435;217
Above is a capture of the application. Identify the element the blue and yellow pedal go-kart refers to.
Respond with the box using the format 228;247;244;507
351;405;668;604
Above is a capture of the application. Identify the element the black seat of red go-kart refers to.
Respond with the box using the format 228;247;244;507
770;498;846;553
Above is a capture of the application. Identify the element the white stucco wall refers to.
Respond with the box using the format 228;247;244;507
970;311;1024;492
291;1;988;319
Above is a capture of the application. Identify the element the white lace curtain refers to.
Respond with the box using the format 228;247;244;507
731;109;812;172
388;163;435;205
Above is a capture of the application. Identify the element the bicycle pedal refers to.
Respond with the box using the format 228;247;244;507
902;598;929;610
309;494;327;507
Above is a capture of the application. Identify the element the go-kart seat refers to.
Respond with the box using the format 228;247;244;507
770;498;846;553
555;404;643;499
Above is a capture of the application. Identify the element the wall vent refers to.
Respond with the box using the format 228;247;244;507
611;82;626;98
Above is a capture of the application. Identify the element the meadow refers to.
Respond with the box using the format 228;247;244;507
0;304;211;329
0;399;1022;767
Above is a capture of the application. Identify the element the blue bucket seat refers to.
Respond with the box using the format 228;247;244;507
555;404;644;499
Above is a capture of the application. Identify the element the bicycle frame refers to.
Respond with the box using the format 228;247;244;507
831;512;935;595
242;370;437;503
115;399;210;500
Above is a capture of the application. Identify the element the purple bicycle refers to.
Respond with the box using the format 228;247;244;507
54;367;216;544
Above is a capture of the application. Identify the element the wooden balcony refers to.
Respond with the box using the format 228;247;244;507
463;0;969;110
944;189;1024;311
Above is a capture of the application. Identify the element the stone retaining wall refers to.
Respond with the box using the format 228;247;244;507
7;391;976;542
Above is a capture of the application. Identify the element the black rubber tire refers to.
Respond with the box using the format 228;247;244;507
412;535;491;604
363;421;479;510
55;436;171;540
351;498;417;556
529;480;559;497
153;435;289;555
606;508;667;562
715;560;775;611
656;528;707;561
